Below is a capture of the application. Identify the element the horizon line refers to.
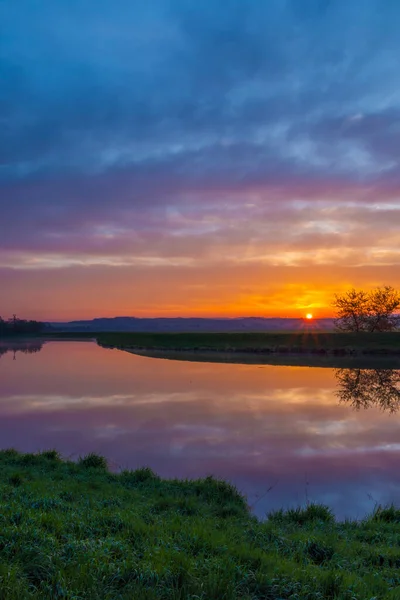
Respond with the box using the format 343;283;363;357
47;315;336;322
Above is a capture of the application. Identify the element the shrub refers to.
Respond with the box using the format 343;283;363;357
78;453;108;470
39;449;61;462
121;467;160;484
20;453;38;465
196;476;245;506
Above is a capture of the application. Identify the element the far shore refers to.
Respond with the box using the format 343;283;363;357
96;331;400;367
120;346;400;368
1;331;399;367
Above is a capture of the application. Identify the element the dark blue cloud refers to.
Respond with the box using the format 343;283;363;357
2;0;400;180
1;0;400;268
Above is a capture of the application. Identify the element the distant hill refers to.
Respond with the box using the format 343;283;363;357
51;317;335;333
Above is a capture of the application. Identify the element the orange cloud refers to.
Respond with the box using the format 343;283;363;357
2;262;399;320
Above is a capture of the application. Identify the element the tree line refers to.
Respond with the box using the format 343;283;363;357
0;315;48;336
333;285;400;332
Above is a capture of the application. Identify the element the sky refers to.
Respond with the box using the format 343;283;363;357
1;0;400;320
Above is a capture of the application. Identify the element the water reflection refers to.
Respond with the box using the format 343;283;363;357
1;341;400;519
335;369;400;413
0;341;44;359
3;341;398;413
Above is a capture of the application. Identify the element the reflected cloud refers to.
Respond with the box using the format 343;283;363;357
1;341;400;519
335;368;400;413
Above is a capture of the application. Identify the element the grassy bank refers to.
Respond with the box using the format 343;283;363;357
4;331;400;357
96;331;400;358
2;451;400;599
96;331;400;353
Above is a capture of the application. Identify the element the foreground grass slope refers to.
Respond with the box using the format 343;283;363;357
1;451;400;599
96;331;400;355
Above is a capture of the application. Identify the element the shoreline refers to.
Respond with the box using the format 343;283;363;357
117;346;400;368
2;331;400;367
95;331;400;367
0;331;400;369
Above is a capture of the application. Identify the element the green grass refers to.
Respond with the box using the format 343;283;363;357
5;330;400;356
96;331;400;355
2;451;400;598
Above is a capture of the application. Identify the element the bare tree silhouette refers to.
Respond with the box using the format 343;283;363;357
333;286;400;332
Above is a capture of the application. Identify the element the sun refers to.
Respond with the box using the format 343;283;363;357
306;313;313;320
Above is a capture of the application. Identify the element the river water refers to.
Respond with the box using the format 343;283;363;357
1;340;399;519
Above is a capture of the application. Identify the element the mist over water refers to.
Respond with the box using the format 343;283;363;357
0;340;399;519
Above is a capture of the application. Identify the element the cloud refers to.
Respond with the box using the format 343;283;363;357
2;0;400;181
1;0;400;316
1;262;398;320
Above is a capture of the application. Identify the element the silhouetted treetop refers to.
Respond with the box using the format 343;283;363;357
333;286;400;332
0;315;48;336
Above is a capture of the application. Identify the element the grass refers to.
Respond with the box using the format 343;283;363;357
96;331;400;352
5;331;399;366
95;331;400;360
2;451;400;598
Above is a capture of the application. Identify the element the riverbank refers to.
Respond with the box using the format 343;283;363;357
96;331;400;353
2;331;400;367
4;330;400;356
122;347;400;368
95;331;400;368
1;450;400;599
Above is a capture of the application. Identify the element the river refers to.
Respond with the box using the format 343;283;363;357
1;339;399;519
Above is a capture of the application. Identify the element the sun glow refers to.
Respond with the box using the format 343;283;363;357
306;313;313;320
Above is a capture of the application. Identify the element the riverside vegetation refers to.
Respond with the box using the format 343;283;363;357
2;451;400;599
36;330;400;356
95;331;400;358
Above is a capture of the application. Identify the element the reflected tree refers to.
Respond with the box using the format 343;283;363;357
335;368;400;413
0;341;44;360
